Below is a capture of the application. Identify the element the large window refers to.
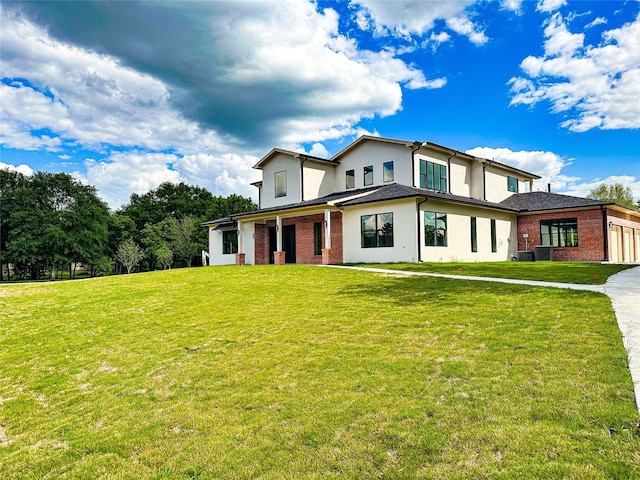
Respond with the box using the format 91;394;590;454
361;213;393;248
420;160;447;192
314;222;322;255
346;169;355;189
222;230;238;255
364;165;374;186
424;211;447;247
507;176;519;193
490;219;497;253
540;218;578;247
383;161;394;182
470;217;477;252
275;170;287;198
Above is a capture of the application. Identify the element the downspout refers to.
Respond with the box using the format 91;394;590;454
446;152;457;193
601;205;609;262
411;141;422;187
482;159;494;201
416;197;428;262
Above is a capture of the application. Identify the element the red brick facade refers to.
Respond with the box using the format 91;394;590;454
254;211;343;265
517;208;607;261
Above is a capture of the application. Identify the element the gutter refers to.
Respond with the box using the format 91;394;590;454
482;159;494;201
446;152;457;193
601;205;609;262
299;155;309;202
416;197;428;262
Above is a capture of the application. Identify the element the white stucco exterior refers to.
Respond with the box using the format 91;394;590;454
259;153;302;209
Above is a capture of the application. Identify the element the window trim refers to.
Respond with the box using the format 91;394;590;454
274;170;287;198
470;217;477;253
490;219;497;253
361;212;394;248
419;160;447;192
507;176;519;193
424;211;447;247
364;165;374;186
222;230;238;255
313;222;322;255
540;218;578;247
345;169;355;189
383;161;394;183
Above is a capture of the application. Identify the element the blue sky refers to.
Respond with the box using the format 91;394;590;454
1;0;638;209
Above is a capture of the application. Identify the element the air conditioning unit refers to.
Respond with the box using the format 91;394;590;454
517;250;535;262
535;246;553;261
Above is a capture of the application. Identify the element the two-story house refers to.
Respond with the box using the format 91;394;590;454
204;136;640;265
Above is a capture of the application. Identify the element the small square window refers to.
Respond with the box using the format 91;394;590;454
346;169;355;189
383;161;394;182
275;171;287;198
364;165;373;186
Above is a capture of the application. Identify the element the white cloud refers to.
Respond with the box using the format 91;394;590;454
536;0;567;14
509;12;640;132
306;143;331;158
502;0;523;14
562;175;640;200
351;0;486;45
0;161;35;177
585;16;607;29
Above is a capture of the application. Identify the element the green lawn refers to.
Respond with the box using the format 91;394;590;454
0;266;638;479
360;261;632;284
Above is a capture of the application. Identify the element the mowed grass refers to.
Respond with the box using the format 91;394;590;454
362;262;631;284
0;266;638;479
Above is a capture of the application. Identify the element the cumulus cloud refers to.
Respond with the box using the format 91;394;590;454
562;175;640;200
351;0;486;45
501;0;523;14
509;12;640;132
0;161;35;177
536;0;567;14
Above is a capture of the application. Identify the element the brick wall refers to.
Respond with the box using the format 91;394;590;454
516;208;606;261
253;211;344;264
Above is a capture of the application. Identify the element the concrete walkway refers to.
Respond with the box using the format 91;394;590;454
321;264;640;413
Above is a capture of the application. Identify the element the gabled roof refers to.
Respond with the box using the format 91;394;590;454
500;191;611;212
252;148;335;169
330;135;418;162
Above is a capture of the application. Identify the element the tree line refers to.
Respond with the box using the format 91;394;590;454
0;169;257;281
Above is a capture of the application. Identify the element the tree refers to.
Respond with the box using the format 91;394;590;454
155;242;173;270
172;215;200;267
115;238;144;274
587;183;636;209
0;169;28;281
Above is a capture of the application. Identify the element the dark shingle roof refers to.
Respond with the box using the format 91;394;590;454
337;184;520;212
499;191;611;211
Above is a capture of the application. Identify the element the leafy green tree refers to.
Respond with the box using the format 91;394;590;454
587;183;636;209
140;217;178;270
0;169;28;281
107;213;137;258
173;216;200;267
155;242;173;270
116;238;144;274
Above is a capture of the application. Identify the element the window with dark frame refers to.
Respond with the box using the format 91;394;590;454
540;218;578;247
383;161;394;182
507;176;519;193
346;169;355;189
424;211;447;247
222;230;238;255
361;213;393;248
470;217;477;252
490;219;497;253
275;170;287;197
313;222;322;255
419;160;447;192
364;165;374;186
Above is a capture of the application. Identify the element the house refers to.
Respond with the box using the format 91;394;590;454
204;136;640;265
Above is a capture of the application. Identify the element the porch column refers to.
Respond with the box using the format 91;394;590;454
274;215;285;265
322;209;332;265
235;221;245;265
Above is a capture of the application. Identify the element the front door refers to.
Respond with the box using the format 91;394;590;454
268;225;296;264
283;225;296;263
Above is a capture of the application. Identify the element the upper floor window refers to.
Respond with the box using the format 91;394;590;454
346;169;355;189
383;161;394;182
275;170;287;198
361;213;393;248
425;211;447;247
222;230;238;255
541;218;578;247
507;176;519;193
420;160;447;192
364;165;373;186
